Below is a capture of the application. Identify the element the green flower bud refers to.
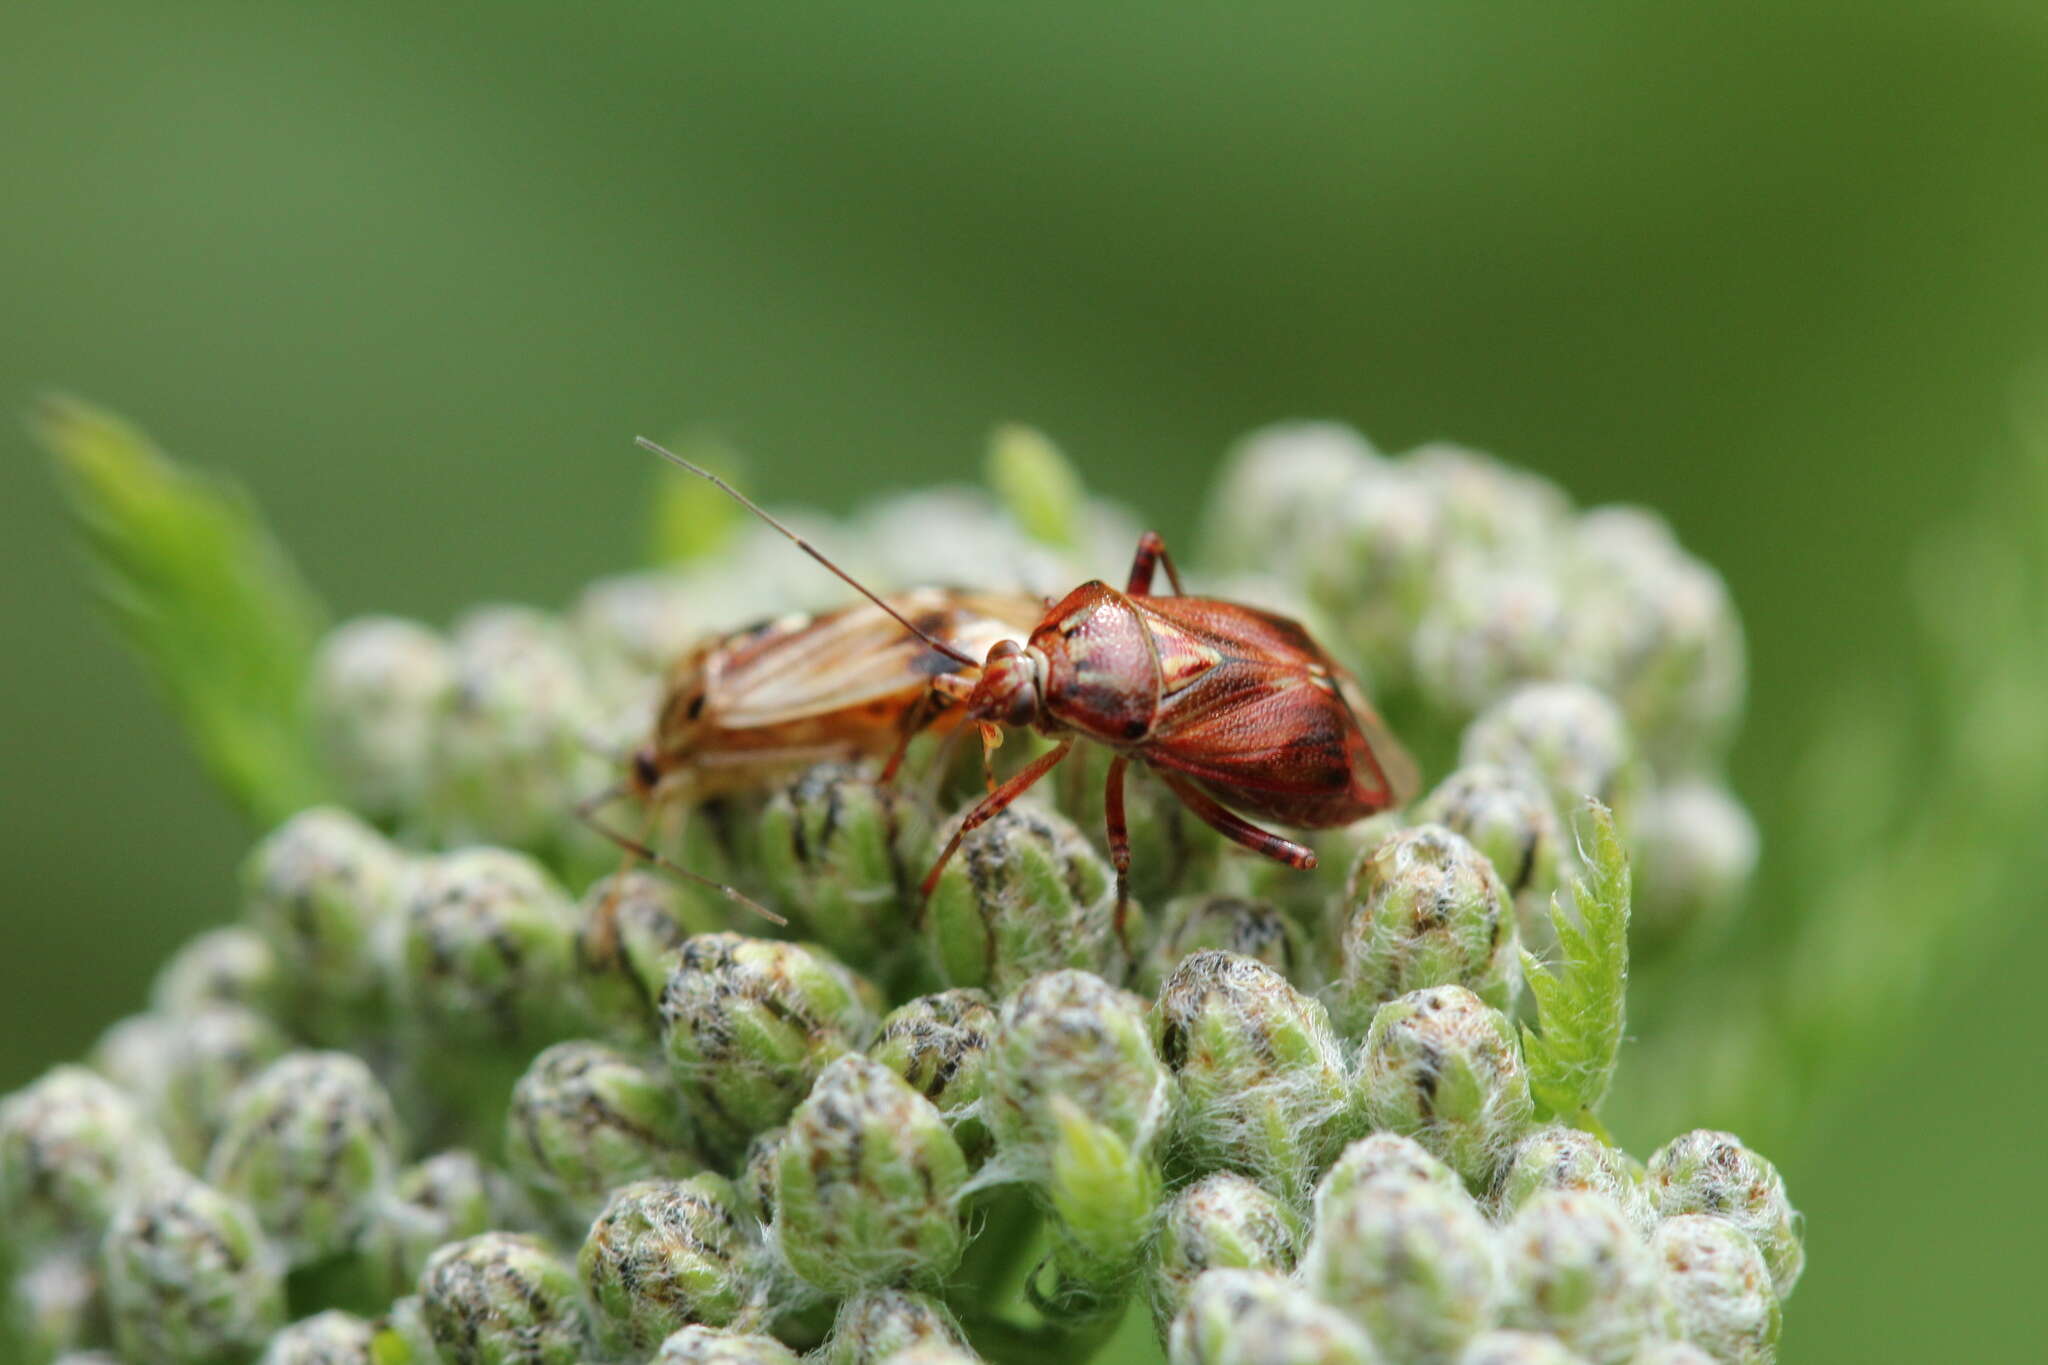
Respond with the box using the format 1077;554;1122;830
506;1041;695;1219
92;1006;292;1170
820;1287;967;1365
1313;1134;1465;1220
772;1054;969;1294
1312;464;1444;682
580;1176;759;1353
870;989;998;1163
1568;507;1744;768
1460;685;1639;828
1155;952;1352;1198
1335;827;1521;1027
1500;1191;1668;1365
1630;783;1758;954
242;807;405;1041
877;1345;985;1365
1149;1172;1306;1332
0;1066;171;1252
391;848;583;1047
1404;444;1572;557
204;1050;404;1266
855;486;1064;596
150;925;282;1017
426;605;610;850
1645;1131;1802;1298
1202;422;1382;575
419;1233;591;1365
653;1324;805;1364
1412;555;1578;717
570;571;703;720
1412;766;1563;946
1495;1127;1651;1236
1650;1217;1779;1364
1623;1343;1715;1365
1360;987;1535;1193
986;971;1172;1178
8;1252;105;1362
575;870;705;1046
101;1176;286;1365
357;1150;524;1304
1143;895;1309;995
1456;1331;1591;1365
985;971;1172;1283
658;934;877;1157
1168;1267;1382;1365
752;762;929;970
258;1309;377;1364
738;1126;784;1227
923;803;1121;994
310;616;456;822
369;1294;438;1365
1300;1177;1499;1365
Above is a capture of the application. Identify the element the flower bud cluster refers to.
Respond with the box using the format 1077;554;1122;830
5;427;1803;1364
1204;424;1756;955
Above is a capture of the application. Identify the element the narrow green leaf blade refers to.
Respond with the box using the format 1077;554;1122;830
1519;800;1631;1126
32;396;334;825
987;423;1086;550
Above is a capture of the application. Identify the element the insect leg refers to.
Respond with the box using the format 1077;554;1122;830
879;687;943;786
1125;530;1187;597
917;739;1076;903
1104;754;1134;944
1153;770;1319;871
573;787;789;925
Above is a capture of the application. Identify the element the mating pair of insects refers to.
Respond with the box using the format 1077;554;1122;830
579;439;1418;933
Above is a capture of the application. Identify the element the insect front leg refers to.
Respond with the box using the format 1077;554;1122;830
917;739;1076;904
1153;770;1318;871
1125;530;1187;596
879;688;943;786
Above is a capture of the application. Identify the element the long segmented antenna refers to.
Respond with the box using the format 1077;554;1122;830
636;436;982;670
574;784;788;926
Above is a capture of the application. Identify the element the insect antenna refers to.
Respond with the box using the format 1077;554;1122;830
574;783;788;926
635;436;982;670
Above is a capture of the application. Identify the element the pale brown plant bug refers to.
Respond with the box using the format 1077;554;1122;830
574;583;1043;930
633;437;1420;939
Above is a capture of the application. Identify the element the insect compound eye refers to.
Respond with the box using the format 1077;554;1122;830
631;748;661;792
1003;680;1040;729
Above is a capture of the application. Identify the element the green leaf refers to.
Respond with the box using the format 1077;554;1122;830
646;432;745;565
1519;800;1631;1128
31;395;333;825
987;424;1085;550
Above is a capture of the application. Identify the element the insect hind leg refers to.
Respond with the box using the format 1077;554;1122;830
1125;531;1186;596
1154;770;1317;871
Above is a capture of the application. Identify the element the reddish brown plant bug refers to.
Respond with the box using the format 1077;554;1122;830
574;587;1044;930
633;437;1420;934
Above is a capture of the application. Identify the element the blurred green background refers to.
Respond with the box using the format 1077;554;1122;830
4;2;2046;1358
